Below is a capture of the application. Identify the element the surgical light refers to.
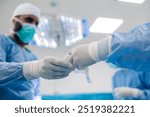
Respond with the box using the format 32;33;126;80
118;0;145;4
59;16;88;46
90;17;123;34
30;16;89;48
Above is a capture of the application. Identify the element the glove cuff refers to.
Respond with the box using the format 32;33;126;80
23;60;40;80
88;36;112;62
88;41;99;62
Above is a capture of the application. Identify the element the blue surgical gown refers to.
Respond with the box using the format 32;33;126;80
107;22;150;72
112;69;150;100
0;35;40;100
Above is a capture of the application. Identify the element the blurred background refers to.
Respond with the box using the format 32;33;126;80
0;0;150;99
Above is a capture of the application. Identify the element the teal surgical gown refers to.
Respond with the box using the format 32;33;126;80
107;22;150;72
0;35;40;100
112;69;150;100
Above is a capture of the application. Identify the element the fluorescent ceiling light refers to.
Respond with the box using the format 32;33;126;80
118;0;145;4
90;17;123;34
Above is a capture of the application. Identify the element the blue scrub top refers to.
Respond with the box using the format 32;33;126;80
0;35;40;100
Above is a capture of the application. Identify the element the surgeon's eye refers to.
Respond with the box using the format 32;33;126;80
24;17;38;26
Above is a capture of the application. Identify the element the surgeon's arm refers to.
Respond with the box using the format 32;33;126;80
0;39;73;88
66;22;150;71
65;36;111;70
0;57;73;88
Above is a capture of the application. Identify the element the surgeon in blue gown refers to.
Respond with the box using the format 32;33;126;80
0;3;73;100
112;69;150;100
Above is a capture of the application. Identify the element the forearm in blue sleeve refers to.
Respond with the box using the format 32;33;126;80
0;62;27;87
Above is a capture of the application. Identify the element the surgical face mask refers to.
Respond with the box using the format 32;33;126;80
14;18;36;43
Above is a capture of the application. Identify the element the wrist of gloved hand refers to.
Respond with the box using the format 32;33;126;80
88;36;112;62
23;60;41;80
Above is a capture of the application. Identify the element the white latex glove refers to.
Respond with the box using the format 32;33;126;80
23;56;74;80
65;36;111;70
114;87;144;99
65;44;96;70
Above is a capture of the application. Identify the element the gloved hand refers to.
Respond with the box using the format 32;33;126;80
65;44;96;70
23;56;74;80
114;87;144;99
65;36;111;70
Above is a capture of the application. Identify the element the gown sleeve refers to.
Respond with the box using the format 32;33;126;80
107;22;150;72
0;36;27;87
